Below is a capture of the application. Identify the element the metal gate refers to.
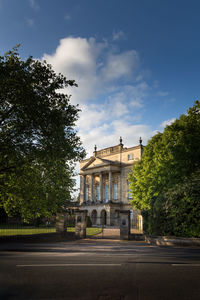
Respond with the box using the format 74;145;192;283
87;215;143;239
87;217;120;239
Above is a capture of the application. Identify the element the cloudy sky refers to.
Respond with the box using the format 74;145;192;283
1;0;200;190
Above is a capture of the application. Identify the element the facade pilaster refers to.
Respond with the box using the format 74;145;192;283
83;175;86;203
99;172;103;202
109;171;112;201
90;174;93;202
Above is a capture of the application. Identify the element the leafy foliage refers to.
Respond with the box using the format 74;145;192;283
129;101;200;237
0;46;85;221
86;216;92;228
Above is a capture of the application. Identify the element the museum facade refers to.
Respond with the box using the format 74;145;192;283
79;137;143;229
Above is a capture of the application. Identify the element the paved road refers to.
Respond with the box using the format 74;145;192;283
0;239;200;299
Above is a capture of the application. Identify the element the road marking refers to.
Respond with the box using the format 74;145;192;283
16;263;122;267
172;264;200;267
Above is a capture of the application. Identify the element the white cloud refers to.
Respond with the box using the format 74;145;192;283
26;18;34;27
127;83;148;108
42;37;143;108
42;37;106;103
79;117;153;158
43;37;98;77
111;100;129;117
40;36;167;196
76;104;107;131
153;80;159;89
160;118;176;128
112;30;126;41
101;50;140;81
157;91;169;97
110;120;153;147
41;36;154;181
29;0;39;10
76;94;152;159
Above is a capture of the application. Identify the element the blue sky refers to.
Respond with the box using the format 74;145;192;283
1;0;199;158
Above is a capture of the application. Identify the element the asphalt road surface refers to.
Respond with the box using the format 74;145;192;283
0;239;200;300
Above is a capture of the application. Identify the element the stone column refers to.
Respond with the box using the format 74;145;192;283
99;172;103;202
82;175;86;203
75;210;87;239
109;171;112;201
56;213;67;236
90;174;93;202
96;210;101;226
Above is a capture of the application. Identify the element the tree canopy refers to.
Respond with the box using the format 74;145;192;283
128;101;200;237
0;46;85;221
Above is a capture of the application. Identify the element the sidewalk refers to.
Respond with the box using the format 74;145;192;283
145;235;200;247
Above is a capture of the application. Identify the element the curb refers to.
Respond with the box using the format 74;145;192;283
130;233;145;241
145;235;200;247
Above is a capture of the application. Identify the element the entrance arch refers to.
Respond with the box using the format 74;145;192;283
101;210;107;225
91;210;97;225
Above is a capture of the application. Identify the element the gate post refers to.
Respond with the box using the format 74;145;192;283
56;212;67;236
75;210;87;239
120;210;130;240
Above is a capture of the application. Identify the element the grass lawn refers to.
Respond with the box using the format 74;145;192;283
0;227;56;236
0;226;102;236
87;227;102;236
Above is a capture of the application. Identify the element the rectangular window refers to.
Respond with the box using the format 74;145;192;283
128;154;133;161
113;183;118;200
96;185;100;201
128;182;132;199
104;185;108;202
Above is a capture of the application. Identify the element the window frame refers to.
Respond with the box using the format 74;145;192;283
128;153;134;161
104;184;108;202
96;185;100;201
113;183;118;200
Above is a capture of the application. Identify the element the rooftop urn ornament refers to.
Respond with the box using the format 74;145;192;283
94;144;97;156
139;137;142;145
119;136;123;149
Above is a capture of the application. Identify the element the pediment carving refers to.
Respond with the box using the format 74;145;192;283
81;156;120;171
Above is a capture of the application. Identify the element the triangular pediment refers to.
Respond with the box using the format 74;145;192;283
81;156;120;171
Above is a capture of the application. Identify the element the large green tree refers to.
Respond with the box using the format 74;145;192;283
0;47;85;221
129;101;200;237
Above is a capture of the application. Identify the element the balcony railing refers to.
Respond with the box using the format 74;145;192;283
81;199;122;206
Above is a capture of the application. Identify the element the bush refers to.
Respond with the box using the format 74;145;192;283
86;216;92;227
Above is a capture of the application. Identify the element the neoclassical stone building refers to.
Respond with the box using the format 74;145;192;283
79;138;143;228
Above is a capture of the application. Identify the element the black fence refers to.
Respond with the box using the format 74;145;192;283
0;216;56;238
0;213;142;239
